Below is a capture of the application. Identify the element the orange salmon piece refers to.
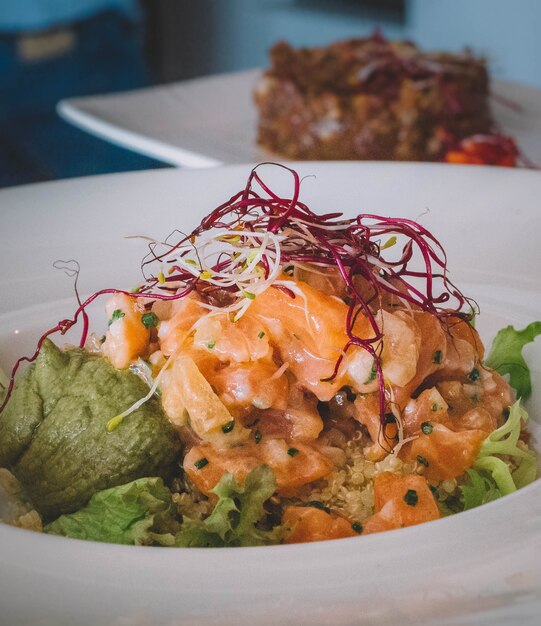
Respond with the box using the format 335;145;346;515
282;506;358;544
184;439;333;497
434;316;484;378
158;295;206;356
101;293;151;369
193;312;271;363
210;360;289;416
392;311;447;408
250;280;357;360
400;423;486;481
362;472;440;535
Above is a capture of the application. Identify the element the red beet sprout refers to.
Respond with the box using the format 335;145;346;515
1;163;475;433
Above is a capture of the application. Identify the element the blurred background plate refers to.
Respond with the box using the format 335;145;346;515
0;162;540;626
57;69;541;168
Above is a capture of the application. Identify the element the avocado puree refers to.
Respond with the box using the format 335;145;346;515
0;339;181;520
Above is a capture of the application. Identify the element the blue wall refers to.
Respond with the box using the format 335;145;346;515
211;0;541;88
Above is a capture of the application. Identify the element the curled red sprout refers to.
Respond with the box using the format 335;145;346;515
1;163;475;430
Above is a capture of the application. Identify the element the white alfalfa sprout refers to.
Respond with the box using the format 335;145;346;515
386;386;418;456
105;347;181;431
161;228;286;321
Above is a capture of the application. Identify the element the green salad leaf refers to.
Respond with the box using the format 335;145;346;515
476;401;537;491
175;465;281;547
460;468;502;511
486;322;541;399
45;466;281;547
45;477;178;545
456;402;537;512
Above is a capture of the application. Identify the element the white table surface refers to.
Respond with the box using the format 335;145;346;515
57;69;541;168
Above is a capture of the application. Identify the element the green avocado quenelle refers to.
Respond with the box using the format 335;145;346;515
0;339;181;520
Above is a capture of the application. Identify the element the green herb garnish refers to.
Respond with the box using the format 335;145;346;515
108;309;125;326
486;322;541;400
221;420;235;434
364;363;377;384
141;312;159;329
306;501;330;513
403;489;418;506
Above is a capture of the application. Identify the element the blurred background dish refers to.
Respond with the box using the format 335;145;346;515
58;68;541;168
2;0;541;187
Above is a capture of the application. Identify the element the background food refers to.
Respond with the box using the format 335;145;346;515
254;34;505;162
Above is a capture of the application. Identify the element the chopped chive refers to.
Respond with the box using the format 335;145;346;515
421;421;433;435
194;458;209;470
468;367;480;382
284;265;294;276
403;489;418;506
287;447;299;457
206;342;216;349
416;455;429;467
431;403;438;412
384;412;396;424
254;429;262;444
108;309;125;327
141;312;159;329
429;484;437;494
257;331;265;339
221;420;235;434
306;501;330;513
364;363;377;384
352;522;363;534
433;350;443;364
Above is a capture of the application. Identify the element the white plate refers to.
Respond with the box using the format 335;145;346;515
57;69;541;168
0;162;540;626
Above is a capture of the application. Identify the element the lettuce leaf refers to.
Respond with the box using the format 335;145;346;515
44;466;281;547
456;402;537;512
175;465;281;547
474;401;537;494
486;322;541;399
45;477;178;544
460;468;502;511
